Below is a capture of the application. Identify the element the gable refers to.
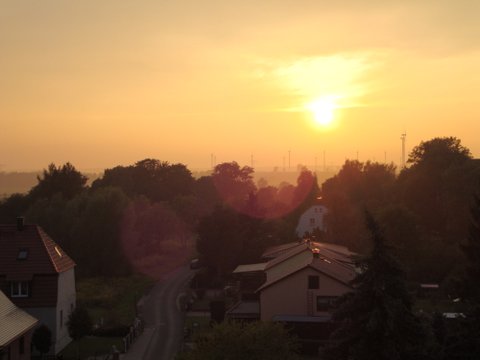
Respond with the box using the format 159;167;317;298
0;224;75;277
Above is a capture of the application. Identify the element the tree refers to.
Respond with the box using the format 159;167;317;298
32;324;52;357
92;159;194;203
67;307;92;341
179;321;299;360
398;137;476;239
321;160;396;252
196;206;271;280
67;307;92;360
445;193;480;359
324;212;425;360
211;162;256;212
407;137;471;168
29;163;87;200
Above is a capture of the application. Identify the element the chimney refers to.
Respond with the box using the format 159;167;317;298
16;217;25;231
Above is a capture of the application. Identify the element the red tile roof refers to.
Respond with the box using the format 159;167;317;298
0;224;75;277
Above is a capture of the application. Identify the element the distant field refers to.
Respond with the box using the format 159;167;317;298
0;171;101;197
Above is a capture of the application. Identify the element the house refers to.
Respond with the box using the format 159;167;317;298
256;240;357;350
226;239;357;331
0;290;38;360
295;204;328;238
0;218;76;355
258;241;356;322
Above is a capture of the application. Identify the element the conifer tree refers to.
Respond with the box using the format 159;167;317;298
446;194;480;359
324;212;425;360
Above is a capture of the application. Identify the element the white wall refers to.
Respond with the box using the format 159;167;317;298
55;268;76;354
295;205;328;237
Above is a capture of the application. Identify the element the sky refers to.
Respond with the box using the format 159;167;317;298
1;0;480;172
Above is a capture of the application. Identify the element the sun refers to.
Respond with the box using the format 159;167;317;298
306;97;338;127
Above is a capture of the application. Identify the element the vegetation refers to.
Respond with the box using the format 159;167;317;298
77;275;153;327
32;324;52;356
67;307;93;341
2;136;480;357
324;213;426;360
58;337;123;360
178;321;299;360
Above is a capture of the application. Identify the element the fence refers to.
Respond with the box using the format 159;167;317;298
122;317;144;353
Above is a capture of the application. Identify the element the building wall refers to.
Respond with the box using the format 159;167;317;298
55;268;76;354
24;306;56;354
0;274;57;308
295;205;328;237
260;267;350;321
2;329;35;360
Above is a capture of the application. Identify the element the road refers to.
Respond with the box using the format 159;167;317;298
142;265;194;360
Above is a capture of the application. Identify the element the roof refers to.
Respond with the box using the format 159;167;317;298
264;240;355;271
272;314;332;323
0;224;76;276
261;242;302;259
226;301;260;318
257;248;357;292
0;290;38;346
233;263;268;274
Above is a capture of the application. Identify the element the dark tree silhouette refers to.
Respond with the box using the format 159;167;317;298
92;159;194;203
32;324;52;357
29;163;87;200
67;307;92;341
324;212;425;360
211;161;256;210
445;193;480;359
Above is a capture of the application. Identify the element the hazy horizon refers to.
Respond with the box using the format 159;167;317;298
2;1;480;172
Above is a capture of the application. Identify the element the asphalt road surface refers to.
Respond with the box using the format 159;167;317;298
143;265;194;360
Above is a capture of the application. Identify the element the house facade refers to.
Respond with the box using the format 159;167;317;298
0;219;76;355
258;253;355;321
295;205;328;238
227;239;357;329
0;290;38;360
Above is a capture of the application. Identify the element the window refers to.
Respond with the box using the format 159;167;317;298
310;218;315;226
10;281;29;298
19;336;25;354
308;275;319;289
17;249;28;260
60;310;63;328
316;296;337;311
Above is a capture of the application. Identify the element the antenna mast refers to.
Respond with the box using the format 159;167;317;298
401;133;407;168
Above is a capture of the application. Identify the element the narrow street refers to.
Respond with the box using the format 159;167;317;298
142;266;194;360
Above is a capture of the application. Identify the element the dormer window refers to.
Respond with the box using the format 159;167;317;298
17;249;29;260
11;281;29;298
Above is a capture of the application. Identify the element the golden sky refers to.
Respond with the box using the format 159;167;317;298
1;0;480;171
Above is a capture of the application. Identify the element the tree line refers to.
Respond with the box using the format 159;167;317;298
0;159;318;278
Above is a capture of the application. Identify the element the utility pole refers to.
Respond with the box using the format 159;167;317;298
323;150;326;171
401;133;407;168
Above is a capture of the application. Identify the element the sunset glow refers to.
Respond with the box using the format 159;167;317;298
0;1;480;171
307;97;338;127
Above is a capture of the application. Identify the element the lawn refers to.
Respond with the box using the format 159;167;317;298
77;274;154;327
59;336;123;359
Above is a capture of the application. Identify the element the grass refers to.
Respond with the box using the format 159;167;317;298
77;274;154;327
59;336;124;359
